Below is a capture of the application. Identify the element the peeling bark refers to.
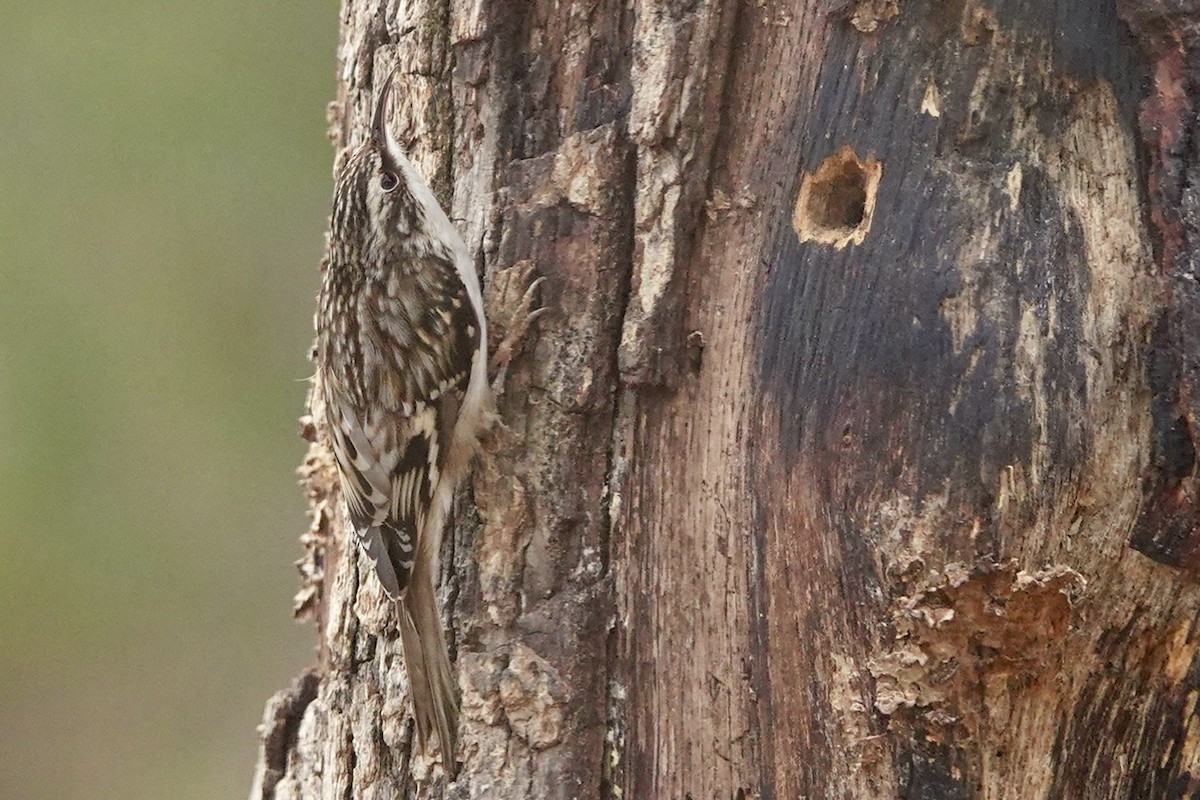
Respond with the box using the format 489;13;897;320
1119;0;1200;570
253;1;1200;798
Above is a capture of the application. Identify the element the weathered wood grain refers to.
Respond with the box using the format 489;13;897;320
252;1;1200;798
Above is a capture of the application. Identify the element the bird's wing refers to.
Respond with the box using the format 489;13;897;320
325;252;480;597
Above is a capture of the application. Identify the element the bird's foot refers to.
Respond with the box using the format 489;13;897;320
487;263;546;397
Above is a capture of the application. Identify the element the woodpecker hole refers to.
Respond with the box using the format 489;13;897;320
792;146;881;249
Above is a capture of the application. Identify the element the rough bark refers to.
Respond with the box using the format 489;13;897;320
251;1;1200;798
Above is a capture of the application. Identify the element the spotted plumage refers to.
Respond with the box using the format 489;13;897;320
320;245;479;596
315;75;490;765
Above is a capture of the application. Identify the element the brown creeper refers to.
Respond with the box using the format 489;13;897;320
315;75;489;763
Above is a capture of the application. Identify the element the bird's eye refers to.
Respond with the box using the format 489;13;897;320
380;171;399;192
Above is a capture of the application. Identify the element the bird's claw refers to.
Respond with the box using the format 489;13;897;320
489;273;545;396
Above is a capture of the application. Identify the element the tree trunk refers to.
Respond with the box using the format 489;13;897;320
251;1;1200;798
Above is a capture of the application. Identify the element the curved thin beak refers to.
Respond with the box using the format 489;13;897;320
372;72;396;147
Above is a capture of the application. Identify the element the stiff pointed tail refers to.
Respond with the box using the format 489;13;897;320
397;573;459;767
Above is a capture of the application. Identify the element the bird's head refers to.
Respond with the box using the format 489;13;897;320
329;74;422;257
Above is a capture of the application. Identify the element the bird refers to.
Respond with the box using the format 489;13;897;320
314;73;490;766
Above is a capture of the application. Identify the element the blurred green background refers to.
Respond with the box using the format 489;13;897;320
0;3;333;797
